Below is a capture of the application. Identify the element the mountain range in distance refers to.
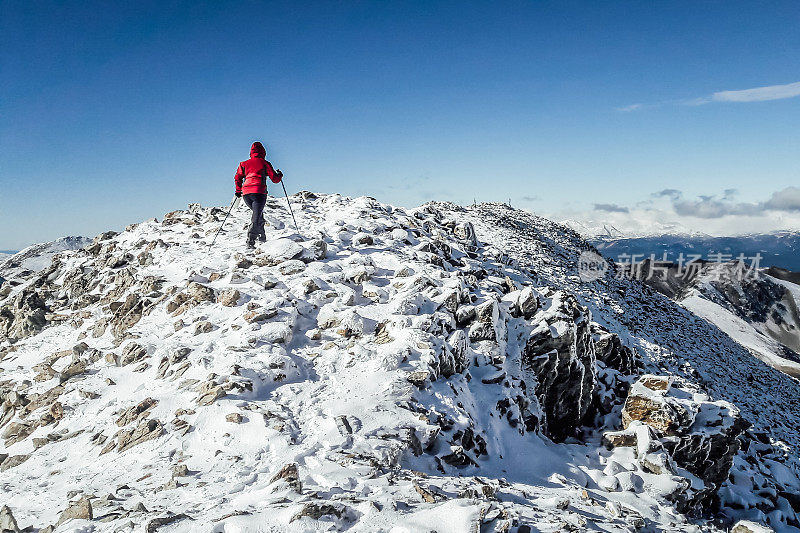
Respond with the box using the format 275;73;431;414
586;231;800;272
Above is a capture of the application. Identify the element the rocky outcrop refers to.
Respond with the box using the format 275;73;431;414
619;375;750;512
0;505;20;533
57;496;92;525
0;289;49;340
522;292;596;442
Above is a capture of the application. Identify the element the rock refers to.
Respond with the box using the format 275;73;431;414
193;320;214;335
352;233;373;246
2;421;35;446
185;281;215;303
515;287;539;318
299;239;327;263
271;463;302;493
59;359;87;382
407;370;430;388
592;323;638;375
290;503;345;523
144;513;191;533
0;454;29;471
731;521;775;533
414;482;440;503
261;238;303;265
57;496;92;525
116;398;158;426
279;260;305;276
441;446;476;468
243;309;277;323
468;299;499;342
172;464;189;477
113;418;164;453
110;293;144;338
1;289;49;340
395;266;414;277
301;278;320;294
195;383;226;406
217;289;241;307
119;342;147;366
621;376;690;436
621;375;749;512
455;305;476;326
0;506;20;533
602;429;637;449
226;413;243;423
522;292;595;442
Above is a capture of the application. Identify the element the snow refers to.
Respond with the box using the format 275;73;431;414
681;290;800;378
0;236;90;281
0;194;796;532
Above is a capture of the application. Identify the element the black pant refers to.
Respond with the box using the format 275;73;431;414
243;193;267;242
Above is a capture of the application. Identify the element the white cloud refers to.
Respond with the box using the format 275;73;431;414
619;81;800;111
549;187;800;236
712;81;800;103
617;103;645;112
764;186;800;212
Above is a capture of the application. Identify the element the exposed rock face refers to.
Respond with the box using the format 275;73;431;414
522;292;596;442
0;289;49;340
592;323;638;375
621;375;749;512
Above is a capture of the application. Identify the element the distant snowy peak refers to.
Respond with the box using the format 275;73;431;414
559;217;700;239
0;236;91;281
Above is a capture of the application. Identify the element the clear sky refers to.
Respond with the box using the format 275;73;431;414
2;1;799;249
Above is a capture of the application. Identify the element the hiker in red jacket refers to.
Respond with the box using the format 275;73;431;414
234;141;283;248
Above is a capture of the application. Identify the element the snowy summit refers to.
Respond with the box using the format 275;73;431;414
0;192;799;532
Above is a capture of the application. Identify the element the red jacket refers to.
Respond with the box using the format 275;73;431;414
235;142;281;195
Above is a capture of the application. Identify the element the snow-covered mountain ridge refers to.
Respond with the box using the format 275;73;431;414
0;237;91;283
0;193;799;532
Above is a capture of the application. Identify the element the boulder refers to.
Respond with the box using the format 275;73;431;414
468;299;500;342
271;463;302;493
298;239;327;263
185;282;215;303
0;454;30;471
57;497;92;525
621;375;750;512
116;398;158;426
0;505;20;533
731;521;775;533
195;383;226;406
108;418;164;454
217;289;241;307
119;342;147;366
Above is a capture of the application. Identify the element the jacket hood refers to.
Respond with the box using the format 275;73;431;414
250;142;266;159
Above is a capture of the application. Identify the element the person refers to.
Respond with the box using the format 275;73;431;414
234;141;283;248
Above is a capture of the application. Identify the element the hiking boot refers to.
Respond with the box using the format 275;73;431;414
246;238;255;249
258;233;266;243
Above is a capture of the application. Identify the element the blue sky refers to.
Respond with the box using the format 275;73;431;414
2;1;799;248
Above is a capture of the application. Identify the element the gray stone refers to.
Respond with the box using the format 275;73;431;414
0;505;20;533
57;496;92;525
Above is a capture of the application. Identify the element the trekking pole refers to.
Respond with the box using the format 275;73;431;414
209;196;237;248
281;181;300;233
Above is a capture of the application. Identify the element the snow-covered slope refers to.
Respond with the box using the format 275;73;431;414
1;195;799;532
0;237;91;282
